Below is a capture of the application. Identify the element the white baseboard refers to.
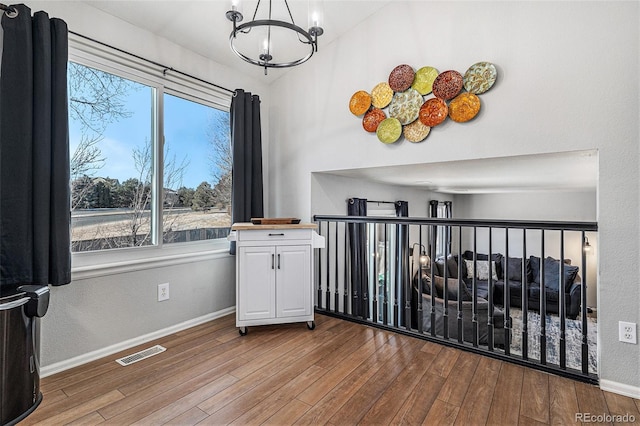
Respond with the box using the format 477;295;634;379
41;307;236;378
600;379;640;399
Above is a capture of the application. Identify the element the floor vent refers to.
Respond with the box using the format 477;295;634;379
116;345;166;366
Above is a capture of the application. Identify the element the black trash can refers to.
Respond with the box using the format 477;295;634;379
0;285;49;426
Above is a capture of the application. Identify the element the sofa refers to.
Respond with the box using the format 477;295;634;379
411;271;507;347
433;250;582;319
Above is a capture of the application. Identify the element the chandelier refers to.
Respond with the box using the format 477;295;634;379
226;0;324;75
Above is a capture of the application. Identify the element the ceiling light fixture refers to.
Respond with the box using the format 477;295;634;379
226;0;324;75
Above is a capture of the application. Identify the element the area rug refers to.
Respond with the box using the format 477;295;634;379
507;308;598;374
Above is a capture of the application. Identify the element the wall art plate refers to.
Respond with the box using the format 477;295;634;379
411;66;439;95
463;61;497;94
419;98;449;127
449;92;481;123
403;119;431;142
362;108;387;132
388;88;423;125
388;64;415;92
349;90;372;116
371;82;394;109
432;70;464;100
376;118;402;144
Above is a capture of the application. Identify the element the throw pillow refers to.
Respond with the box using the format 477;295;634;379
434;276;473;301
543;256;579;292
463;259;498;281
503;257;530;282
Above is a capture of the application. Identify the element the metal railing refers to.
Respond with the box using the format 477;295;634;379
313;215;599;383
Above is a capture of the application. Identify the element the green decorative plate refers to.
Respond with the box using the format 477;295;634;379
376;118;402;144
463;62;497;94
388;88;423;125
411;66;439;95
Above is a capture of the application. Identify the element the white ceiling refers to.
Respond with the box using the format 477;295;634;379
80;1;598;194
83;0;392;83
319;150;598;194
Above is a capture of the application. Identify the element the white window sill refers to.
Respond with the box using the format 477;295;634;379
71;239;232;281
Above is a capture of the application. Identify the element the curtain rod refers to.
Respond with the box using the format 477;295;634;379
68;30;235;96
367;200;397;205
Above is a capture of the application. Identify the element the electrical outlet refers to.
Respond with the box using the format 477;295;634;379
619;321;637;344
158;283;170;302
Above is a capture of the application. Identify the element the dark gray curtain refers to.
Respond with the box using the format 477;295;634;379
230;89;263;254
0;5;70;288
347;198;368;318
395;201;409;327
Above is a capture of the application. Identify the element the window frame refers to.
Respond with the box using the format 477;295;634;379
69;35;233;280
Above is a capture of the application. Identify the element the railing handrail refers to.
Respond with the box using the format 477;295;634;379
313;215;598;231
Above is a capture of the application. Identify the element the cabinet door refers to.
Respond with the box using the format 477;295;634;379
276;245;312;318
237;246;276;321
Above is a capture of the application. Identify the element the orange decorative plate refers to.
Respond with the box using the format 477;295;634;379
388;64;415;92
376;118;402;144
403;119;431;143
432;70;464;100
362;108;387;132
349;90;371;116
412;66;439;95
419;98;448;127
449;93;481;123
371;82;394;109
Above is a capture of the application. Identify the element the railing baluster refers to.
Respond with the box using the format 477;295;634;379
317;221;323;309
343;223;348;315
430;223;436;337
522;229;529;360
540;230;547;365
504;228;511;355
487;227;494;351
326;221;331;311
334;221;339;313
559;231;566;369
443;224;449;340
457;226;463;343
372;223;378;324
383;224;389;326
417;225;423;334
581;231;589;374
405;225;412;331
472;227;479;347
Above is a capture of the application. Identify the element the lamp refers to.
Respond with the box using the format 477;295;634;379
584;236;592;253
410;243;431;275
226;0;324;75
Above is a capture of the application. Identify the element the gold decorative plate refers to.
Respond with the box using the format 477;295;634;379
349;90;371;116
411;66;439;95
403;119;431;143
376;118;402;144
388;88;423;125
463;62;497;94
371;82;394;109
419;98;448;127
449;92;481;123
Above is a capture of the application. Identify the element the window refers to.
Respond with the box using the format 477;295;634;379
68;45;232;255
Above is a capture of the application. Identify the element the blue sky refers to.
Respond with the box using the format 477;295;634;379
69;74;228;190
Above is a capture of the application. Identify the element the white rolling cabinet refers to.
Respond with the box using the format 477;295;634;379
229;223;325;335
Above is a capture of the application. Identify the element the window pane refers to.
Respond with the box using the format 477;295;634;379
162;93;231;244
69;62;155;252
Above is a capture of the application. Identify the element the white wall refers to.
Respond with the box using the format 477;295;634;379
269;2;640;392
14;1;270;368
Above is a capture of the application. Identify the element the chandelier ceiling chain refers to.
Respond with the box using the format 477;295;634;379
226;0;324;75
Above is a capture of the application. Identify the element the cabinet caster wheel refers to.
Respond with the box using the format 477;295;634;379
239;327;248;336
307;321;315;330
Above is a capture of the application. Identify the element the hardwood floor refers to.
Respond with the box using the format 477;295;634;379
23;314;640;425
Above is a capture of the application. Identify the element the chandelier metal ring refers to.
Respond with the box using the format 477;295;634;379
229;19;315;69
